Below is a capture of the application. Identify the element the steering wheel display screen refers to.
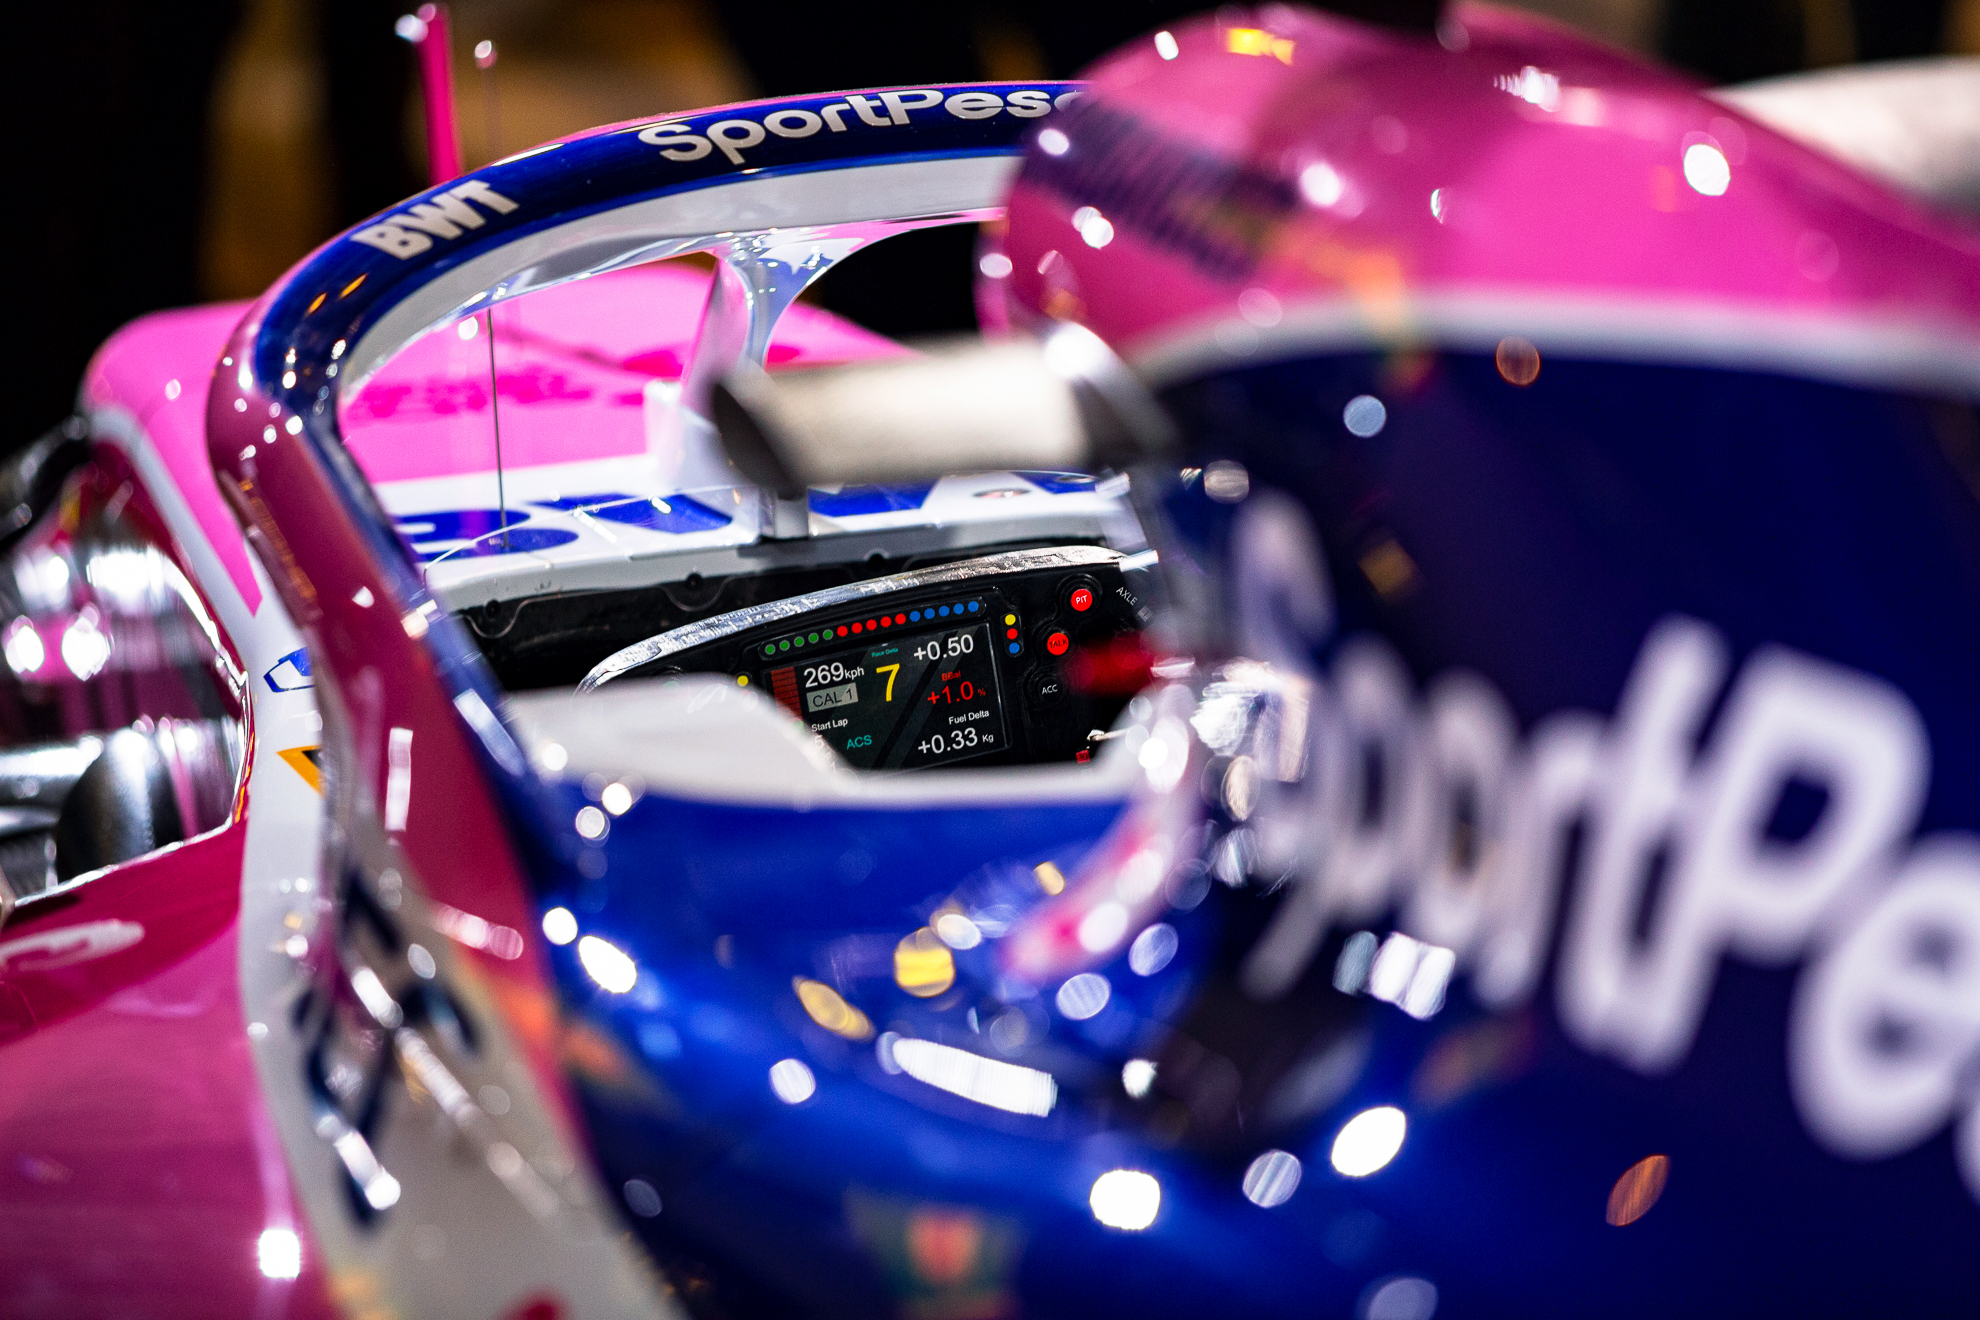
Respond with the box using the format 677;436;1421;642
590;547;1150;769
762;614;1007;770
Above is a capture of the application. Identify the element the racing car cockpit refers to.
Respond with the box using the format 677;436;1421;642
297;78;1164;787
207;78;1216;1319
195;10;1980;1319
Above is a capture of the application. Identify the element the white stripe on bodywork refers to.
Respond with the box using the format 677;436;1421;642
1129;289;1980;399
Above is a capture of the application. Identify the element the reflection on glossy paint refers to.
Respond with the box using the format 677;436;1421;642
1335;930;1379;992
1606;1154;1671;1225
329;1123;402;1210
1300;162;1344;207
1056;972;1110;1020
770;1057;816;1103
60;612;110;680
82;546;166;609
383;726;413;831
1361;1275;1438;1320
624;1178;663;1217
1072;207;1115;249
1089;1169;1161;1229
891;1036;1058;1116
429;901;527;959
257;1227;302;1279
577;934;637;993
934;912;982;949
1495;337;1541;386
3;617;44;676
1242;1149;1303;1207
895;927;957;997
541;906;578;945
1343;395;1387;438
1683;143;1730;196
1496;65;1560;112
1128;922;1178;975
1361;931;1456;1019
1225;27;1295;64
1154;29;1179;59
795;977;873;1039
1331;1106;1406;1176
1077;901;1128;952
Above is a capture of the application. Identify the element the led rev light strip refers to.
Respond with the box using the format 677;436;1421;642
756;599;989;658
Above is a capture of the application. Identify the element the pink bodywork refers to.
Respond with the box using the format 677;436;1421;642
340;260;902;483
0;827;338;1319
997;3;1980;363
9;262;897;1316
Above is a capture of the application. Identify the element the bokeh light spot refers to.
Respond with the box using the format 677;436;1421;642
1362;1275;1439;1320
1495;336;1541;386
1606;1154;1670;1226
1089;1169;1160;1230
795;978;873;1040
541;906;578;946
1343;395;1387;437
577;935;637;994
1331;1105;1407;1176
1243;1149;1304;1207
256;1228;301;1279
1683;142;1730;195
769;1057;816;1104
1056;972;1112;1020
895;927;957;997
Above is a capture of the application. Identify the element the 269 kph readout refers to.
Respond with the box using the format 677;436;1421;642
774;621;1006;771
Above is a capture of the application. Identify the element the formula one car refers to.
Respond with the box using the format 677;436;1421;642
5;4;1979;1319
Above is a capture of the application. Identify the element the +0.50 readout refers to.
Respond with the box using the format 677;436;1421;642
912;631;976;662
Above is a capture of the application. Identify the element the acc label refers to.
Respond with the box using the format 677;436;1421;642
350;180;520;260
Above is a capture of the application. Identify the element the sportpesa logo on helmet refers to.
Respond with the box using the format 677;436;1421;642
1230;492;1980;1200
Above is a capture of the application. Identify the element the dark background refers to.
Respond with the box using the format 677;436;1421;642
6;0;1972;453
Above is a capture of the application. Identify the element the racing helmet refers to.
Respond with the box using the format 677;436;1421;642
965;5;1980;1314
212;4;1980;1318
715;3;1980;1313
